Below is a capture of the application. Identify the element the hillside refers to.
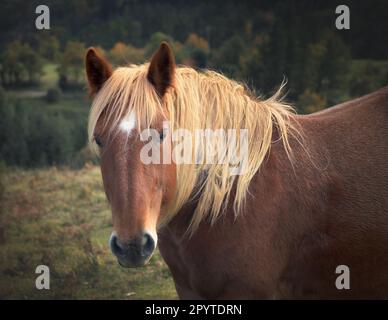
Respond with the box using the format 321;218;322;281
0;165;177;299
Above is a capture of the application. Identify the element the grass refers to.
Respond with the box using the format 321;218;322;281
40;63;59;90
0;165;178;299
15;92;90;117
6;63;60;98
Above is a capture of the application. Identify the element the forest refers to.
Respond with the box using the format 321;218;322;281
0;0;387;168
1;0;388;300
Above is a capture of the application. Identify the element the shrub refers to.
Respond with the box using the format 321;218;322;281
45;87;62;104
297;89;327;114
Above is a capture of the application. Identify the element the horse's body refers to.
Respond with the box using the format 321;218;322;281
85;43;388;299
159;87;388;299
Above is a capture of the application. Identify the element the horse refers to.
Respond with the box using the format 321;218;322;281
85;42;388;299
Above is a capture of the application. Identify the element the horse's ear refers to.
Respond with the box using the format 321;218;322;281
85;47;113;96
147;42;175;97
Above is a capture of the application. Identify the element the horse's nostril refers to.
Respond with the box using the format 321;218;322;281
110;234;125;255
109;232;155;263
141;233;155;257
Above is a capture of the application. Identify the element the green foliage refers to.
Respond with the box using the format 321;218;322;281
213;35;246;77
0;41;43;87
0;1;387;168
0;91;88;168
144;32;175;58
45;87;62;104
34;34;61;62
108;42;144;66
40;64;60;90
58;41;86;91
183;34;210;68
349;60;388;97
0;0;387;299
234;26;353;105
297;89;327;114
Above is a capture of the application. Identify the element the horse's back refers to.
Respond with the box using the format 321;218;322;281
292;86;388;298
159;87;388;300
301;85;388;188
309;85;388;118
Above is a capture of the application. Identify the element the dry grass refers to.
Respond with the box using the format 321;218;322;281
0;165;177;299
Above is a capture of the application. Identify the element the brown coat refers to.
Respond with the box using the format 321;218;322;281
158;86;388;299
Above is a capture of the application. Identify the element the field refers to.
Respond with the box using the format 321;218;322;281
0;165;177;299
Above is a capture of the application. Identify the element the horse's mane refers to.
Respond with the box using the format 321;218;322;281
88;64;298;234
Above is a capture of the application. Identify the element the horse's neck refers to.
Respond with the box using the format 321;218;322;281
162;118;320;241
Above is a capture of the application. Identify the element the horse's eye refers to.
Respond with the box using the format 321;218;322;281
159;130;166;142
95;136;103;148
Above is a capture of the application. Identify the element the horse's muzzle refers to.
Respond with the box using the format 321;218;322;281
109;232;155;268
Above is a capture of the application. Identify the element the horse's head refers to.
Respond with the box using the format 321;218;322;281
85;43;177;267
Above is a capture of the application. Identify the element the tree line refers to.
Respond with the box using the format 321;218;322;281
0;0;387;168
2;28;387;105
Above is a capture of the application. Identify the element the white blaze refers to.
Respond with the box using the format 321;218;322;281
120;110;137;134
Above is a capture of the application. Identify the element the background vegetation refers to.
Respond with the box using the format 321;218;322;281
0;165;176;299
1;0;388;168
0;0;387;299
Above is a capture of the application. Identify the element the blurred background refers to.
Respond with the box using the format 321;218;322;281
0;0;387;299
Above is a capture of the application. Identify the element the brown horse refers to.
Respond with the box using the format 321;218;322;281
85;42;388;299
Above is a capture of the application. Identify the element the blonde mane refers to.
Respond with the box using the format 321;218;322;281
88;64;298;234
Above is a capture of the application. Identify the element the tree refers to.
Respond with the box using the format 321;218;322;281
35;34;60;62
58;41;86;90
239;35;268;94
183;33;210;68
185;33;210;53
213;35;246;78
45;87;62;104
297;89;326;114
349;60;386;97
0;92;28;165
317;32;351;104
20;45;44;83
0;41;43;86
109;42;144;66
144;32;175;58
